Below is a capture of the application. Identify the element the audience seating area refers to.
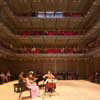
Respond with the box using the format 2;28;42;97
1;71;100;85
20;31;79;37
18;48;82;54
54;72;80;80
54;72;100;82
95;72;100;83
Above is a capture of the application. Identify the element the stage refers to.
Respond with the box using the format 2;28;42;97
0;80;100;100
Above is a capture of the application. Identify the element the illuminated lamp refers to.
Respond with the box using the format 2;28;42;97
10;44;13;48
46;12;54;18
55;12;63;18
38;12;45;18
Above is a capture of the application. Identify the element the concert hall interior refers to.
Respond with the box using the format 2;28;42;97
0;0;100;100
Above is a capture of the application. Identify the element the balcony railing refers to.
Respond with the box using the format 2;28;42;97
16;53;85;58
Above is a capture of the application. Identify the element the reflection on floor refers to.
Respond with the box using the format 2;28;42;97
0;80;100;100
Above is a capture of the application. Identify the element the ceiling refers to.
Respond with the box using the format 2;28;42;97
6;0;94;15
0;0;100;33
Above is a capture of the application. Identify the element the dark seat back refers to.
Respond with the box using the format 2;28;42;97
14;83;27;93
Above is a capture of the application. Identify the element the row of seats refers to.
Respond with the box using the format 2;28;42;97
53;72;79;80
54;72;100;81
20;31;79;36
94;72;100;83
88;72;100;83
19;48;78;54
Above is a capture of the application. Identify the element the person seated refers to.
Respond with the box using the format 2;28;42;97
18;72;26;89
43;71;56;93
43;70;55;80
25;72;40;99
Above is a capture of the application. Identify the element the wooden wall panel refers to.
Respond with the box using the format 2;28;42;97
0;56;97;79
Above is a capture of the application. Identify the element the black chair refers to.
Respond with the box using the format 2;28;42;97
14;83;29;99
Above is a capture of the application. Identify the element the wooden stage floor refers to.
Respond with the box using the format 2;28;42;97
0;80;100;100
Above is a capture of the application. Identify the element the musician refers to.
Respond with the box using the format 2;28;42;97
43;70;55;79
18;72;26;87
43;71;56;93
25;72;40;99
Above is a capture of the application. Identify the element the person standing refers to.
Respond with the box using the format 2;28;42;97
0;72;6;83
6;71;11;82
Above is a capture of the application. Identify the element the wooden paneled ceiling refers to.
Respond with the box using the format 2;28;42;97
1;1;100;34
6;0;95;15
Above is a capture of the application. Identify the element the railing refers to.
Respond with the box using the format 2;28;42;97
16;35;88;39
16;53;85;57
